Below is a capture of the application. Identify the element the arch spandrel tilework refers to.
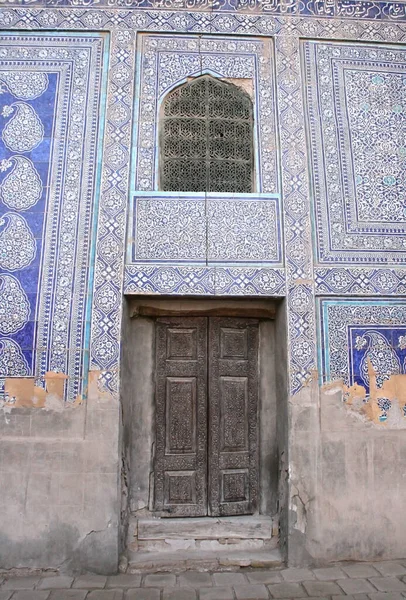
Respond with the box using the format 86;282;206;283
1;10;406;397
133;34;278;194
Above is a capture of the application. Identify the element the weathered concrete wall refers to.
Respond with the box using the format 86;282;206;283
0;373;121;574
120;301;155;516
287;377;406;566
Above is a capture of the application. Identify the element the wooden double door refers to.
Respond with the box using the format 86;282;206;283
153;316;259;517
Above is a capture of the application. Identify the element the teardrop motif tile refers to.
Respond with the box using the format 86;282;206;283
0;156;42;210
0;72;49;100
359;330;401;388
0;274;30;334
0;213;36;271
0;338;30;376
1;102;44;152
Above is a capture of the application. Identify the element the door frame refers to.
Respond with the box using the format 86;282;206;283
124;296;279;518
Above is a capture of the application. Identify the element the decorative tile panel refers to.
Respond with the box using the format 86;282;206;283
304;41;406;265
319;298;406;424
319;298;406;388
133;34;278;195
128;192;282;265
0;33;107;401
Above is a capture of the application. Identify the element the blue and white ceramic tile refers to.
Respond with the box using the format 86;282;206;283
315;268;406;295
7;0;406;22
127;192;282;266
124;264;286;295
319;298;406;392
304;41;406;265
2;8;406;401
0;33;107;401
132;34;279;195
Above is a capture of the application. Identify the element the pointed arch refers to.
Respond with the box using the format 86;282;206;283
159;75;254;193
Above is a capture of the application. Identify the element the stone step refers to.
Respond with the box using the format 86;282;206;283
127;547;283;573
137;515;275;541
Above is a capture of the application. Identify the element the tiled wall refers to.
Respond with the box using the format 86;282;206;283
1;1;406;569
0;20;406;408
0;33;108;402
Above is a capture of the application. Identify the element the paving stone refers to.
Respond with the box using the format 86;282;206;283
267;582;307;598
313;567;348;580
338;578;376;594
199;586;234;600
0;593;12;600
163;588;197;600
298;597;329;600
369;593;405;600
49;591;88;600
234;583;269;599
281;568;315;582
125;590;160;600
213;573;247;586
303;581;343;596
369;578;406;592
73;575;107;589
144;573;176;587
179;572;213;588
332;595;369;600
87;592;124;600
342;565;380;578
38;575;74;589
3;576;41;589
246;571;282;585
10;593;50;600
373;564;406;577
106;575;142;588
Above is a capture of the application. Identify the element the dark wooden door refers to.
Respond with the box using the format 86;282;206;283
154;317;208;516
153;317;259;517
208;318;259;516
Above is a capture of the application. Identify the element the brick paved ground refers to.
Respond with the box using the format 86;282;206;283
2;561;406;600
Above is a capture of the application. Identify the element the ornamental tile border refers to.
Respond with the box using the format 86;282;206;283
1;10;406;397
5;0;406;22
124;265;286;295
315;268;406;295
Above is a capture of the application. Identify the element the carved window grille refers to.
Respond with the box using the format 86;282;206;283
160;75;254;193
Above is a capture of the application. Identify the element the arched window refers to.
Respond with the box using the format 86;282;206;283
160;75;254;193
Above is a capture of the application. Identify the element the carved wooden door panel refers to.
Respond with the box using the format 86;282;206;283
154;317;208;516
153;316;259;517
208;318;259;516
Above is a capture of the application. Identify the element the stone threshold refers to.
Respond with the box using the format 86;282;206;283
127;547;283;574
138;515;276;541
127;515;281;573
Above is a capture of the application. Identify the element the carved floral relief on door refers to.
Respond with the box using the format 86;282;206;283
154;316;259;517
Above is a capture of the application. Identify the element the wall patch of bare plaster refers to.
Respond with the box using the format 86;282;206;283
87;369;119;407
322;358;406;428
2;372;68;411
